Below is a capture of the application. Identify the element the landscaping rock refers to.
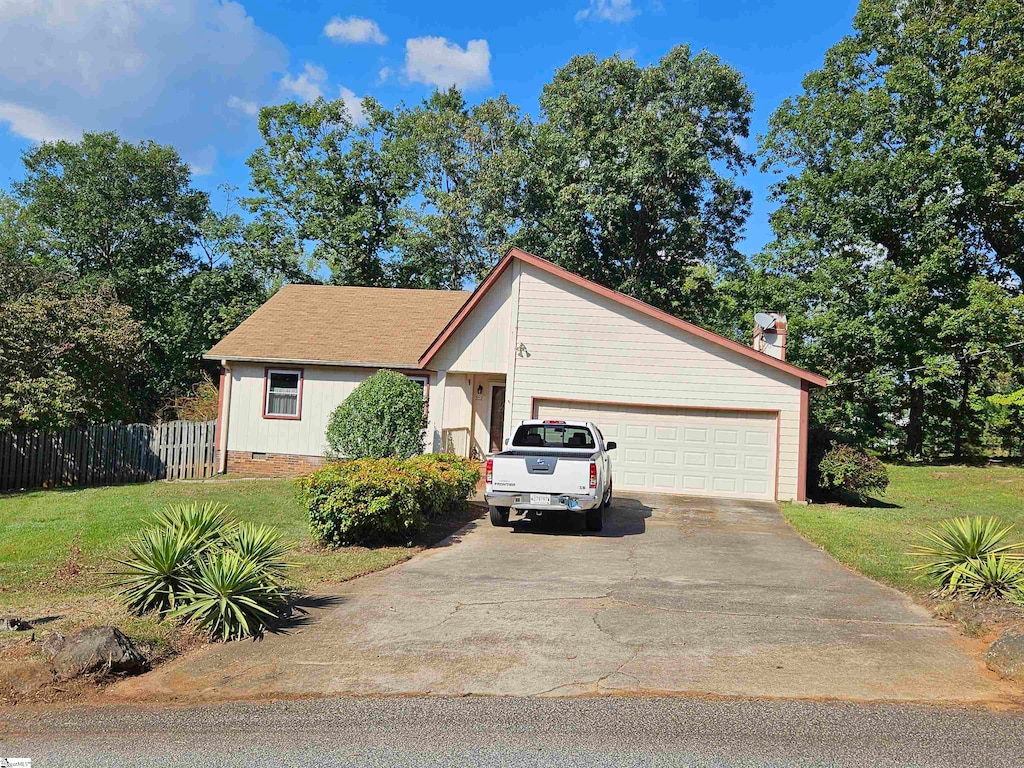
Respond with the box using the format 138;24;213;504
41;626;147;680
0;616;31;631
985;630;1024;683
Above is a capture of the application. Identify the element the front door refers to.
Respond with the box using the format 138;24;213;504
489;386;506;453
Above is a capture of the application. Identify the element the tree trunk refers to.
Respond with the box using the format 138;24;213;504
906;383;925;458
952;362;971;461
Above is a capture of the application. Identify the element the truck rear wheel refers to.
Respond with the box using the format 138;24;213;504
490;506;510;527
585;506;603;532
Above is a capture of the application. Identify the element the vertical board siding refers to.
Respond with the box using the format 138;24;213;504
0;420;217;491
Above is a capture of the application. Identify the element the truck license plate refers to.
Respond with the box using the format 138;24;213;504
529;493;551;505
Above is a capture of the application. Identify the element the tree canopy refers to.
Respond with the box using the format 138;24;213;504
758;0;1024;458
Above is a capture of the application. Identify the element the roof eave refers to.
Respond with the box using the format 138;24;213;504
203;353;430;371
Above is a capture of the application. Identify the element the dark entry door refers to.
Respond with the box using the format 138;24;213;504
489;386;506;453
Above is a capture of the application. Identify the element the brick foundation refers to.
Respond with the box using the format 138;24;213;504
221;450;326;478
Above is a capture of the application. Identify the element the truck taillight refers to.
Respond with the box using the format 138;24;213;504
589;461;597;489
486;458;493;484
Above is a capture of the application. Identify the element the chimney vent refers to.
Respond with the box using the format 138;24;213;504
753;312;787;361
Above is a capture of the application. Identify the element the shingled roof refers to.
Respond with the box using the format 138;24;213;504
205;284;472;368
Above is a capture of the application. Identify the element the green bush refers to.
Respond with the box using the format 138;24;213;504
112;502;293;640
406;454;481;519
299;454;480;547
908;516;1024;594
325;370;426;459
301;459;424;547
817;444;889;498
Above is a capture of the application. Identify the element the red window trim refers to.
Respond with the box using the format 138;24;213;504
262;366;304;421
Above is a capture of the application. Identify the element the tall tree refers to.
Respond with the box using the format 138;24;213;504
517;47;754;331
1;196;144;430
760;0;1024;457
247;98;420;286
394;89;531;289
14;133;209;413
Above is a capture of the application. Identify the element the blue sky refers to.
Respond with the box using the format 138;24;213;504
0;0;859;256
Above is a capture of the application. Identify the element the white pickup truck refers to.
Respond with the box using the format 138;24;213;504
484;419;616;532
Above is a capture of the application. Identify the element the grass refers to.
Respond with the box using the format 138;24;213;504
0;478;478;652
782;463;1024;593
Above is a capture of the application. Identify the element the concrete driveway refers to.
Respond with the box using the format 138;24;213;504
111;495;1012;704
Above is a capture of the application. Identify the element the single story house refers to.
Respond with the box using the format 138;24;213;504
206;247;828;501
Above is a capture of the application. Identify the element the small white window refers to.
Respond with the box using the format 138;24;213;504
265;369;302;418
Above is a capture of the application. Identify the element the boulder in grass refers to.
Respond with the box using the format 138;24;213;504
41;626;147;680
986;630;1024;683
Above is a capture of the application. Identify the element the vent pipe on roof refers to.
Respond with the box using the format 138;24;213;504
753;312;787;361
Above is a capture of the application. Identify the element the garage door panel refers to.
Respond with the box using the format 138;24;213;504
655;426;678;441
534;400;777;501
653;450;677;466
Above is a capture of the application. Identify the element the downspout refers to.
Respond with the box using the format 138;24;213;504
217;360;233;474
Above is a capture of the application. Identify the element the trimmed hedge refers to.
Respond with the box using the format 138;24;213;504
299;454;480;547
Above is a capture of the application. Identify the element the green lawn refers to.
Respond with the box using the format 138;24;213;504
783;463;1024;593
0;478;476;650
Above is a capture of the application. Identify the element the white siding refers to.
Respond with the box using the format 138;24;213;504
509;263;805;501
227;364;438;457
430;268;512;374
440;373;473;455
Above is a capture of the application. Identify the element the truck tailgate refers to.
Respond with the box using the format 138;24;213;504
490;452;593;495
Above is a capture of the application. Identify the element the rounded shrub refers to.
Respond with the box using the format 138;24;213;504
300;459;425;547
817;444;889;499
325;370;426;459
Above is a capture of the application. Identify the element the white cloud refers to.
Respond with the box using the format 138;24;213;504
404;37;491;91
0;101;79;142
576;0;638;23
324;16;387;45
377;66;392;84
0;0;287;171
280;63;327;102
227;95;259;116
338;86;367;126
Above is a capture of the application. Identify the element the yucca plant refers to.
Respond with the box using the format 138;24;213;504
224;522;293;579
154;501;232;545
947;555;1024;600
112;525;210;614
907;516;1024;591
169;549;287;641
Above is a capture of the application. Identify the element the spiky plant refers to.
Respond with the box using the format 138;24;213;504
154;501;232;545
112;525;210;614
947;555;1024;600
170;550;286;641
907;517;1024;590
225;522;293;578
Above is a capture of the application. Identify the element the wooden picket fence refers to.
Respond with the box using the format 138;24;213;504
0;420;218;492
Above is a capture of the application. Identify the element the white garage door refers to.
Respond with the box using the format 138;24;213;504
534;400;777;500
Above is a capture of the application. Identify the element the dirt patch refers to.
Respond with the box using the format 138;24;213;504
930;596;1024;643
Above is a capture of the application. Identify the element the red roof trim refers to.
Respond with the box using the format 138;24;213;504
419;247;829;387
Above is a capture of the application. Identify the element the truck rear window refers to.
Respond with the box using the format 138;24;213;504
513;424;596;449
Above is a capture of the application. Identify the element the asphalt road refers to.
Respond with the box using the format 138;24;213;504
2;696;1022;767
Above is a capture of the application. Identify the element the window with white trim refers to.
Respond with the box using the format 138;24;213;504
265;369;301;417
